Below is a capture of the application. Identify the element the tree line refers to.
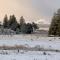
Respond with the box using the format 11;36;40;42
1;15;38;34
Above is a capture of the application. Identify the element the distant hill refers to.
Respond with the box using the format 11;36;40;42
38;24;50;28
36;19;50;30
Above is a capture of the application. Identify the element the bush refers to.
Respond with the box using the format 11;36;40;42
43;52;46;55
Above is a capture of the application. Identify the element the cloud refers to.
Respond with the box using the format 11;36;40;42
0;0;60;23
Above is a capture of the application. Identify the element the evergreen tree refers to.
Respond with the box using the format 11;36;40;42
16;23;21;34
26;23;33;34
32;22;39;30
20;16;26;33
0;21;2;27
21;23;33;34
3;14;8;28
49;9;60;36
20;16;25;25
20;23;27;33
8;15;18;31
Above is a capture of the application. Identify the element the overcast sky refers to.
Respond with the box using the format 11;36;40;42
0;0;60;23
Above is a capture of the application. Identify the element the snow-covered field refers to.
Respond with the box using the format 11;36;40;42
0;51;60;60
0;35;60;60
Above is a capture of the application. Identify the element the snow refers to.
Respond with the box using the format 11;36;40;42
0;51;60;60
0;35;60;50
0;35;60;60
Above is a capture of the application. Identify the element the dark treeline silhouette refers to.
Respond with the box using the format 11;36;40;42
1;14;38;34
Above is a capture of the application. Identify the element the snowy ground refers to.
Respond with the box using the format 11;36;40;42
0;35;60;60
0;50;60;60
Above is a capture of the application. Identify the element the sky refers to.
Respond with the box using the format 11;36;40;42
0;0;60;24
